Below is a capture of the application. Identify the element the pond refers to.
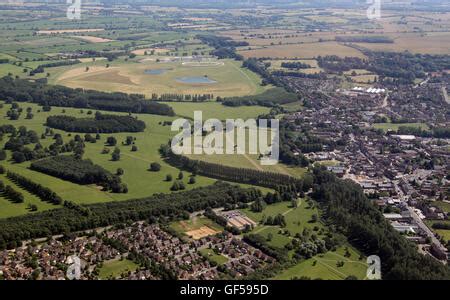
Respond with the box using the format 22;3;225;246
175;76;217;84
144;69;170;75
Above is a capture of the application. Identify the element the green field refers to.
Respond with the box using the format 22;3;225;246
273;246;367;280
0;99;279;218
49;58;269;98
372;122;429;132
187;127;307;178
199;248;229;265
99;259;139;279
0;101;275;218
166;102;270;120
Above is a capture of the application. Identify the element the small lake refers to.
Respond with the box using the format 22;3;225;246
175;76;217;84
144;69;170;75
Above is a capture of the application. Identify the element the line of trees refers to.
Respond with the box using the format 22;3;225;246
30;155;128;193
163;147;310;192
6;171;63;205
280;62;312;69
2;185;24;203
151;93;215;102
46;112;146;133
29;60;81;76
0;76;175;116
0;182;261;249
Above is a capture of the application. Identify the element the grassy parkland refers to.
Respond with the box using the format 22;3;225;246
0;99;277;219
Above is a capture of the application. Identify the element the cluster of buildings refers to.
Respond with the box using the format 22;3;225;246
350;86;386;94
0;235;120;280
0;222;274;280
283;74;450;263
220;210;257;231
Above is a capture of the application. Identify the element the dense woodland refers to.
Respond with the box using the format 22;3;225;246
46;112;146;133
30;155;127;193
0;77;175;116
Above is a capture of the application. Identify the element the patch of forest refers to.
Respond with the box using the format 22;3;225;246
46;112;146;133
30;155;127;193
220;87;299;107
0;76;175;116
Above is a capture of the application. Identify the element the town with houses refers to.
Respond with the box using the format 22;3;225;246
0;222;274;280
284;72;450;263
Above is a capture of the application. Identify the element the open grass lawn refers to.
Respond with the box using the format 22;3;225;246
165;102;270;121
240;199;325;251
350;74;378;84
0;63;26;77
273;246;367;280
199;248;229;265
372;122;429;132
313;160;341;167
99;259;139;279
186;126;307;178
188;151;307;178
49;58;269;98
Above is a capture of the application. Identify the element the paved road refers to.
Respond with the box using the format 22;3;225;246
407;206;446;250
